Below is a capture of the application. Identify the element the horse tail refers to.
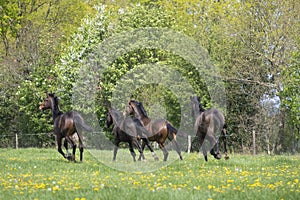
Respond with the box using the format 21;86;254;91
166;122;178;140
74;114;93;132
221;123;227;139
167;122;177;134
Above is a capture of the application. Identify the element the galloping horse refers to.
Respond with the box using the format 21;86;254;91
106;107;158;162
39;93;93;162
126;100;182;161
190;96;229;161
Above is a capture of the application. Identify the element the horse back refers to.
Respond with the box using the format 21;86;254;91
205;108;225;131
195;108;225;133
54;111;76;137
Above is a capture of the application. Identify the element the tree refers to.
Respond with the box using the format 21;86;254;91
0;0;95;147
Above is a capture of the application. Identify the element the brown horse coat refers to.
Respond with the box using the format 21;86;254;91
40;93;92;162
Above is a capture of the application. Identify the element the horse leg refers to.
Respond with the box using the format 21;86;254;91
166;124;182;160
197;132;207;161
128;141;137;162
65;136;76;162
159;143;169;161
200;138;208;162
133;139;145;162
57;135;67;159
113;139;120;161
168;133;182;160
141;137;159;161
63;139;71;156
138;140;146;161
206;130;221;160
77;132;85;162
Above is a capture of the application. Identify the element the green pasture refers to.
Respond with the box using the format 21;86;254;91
0;148;299;200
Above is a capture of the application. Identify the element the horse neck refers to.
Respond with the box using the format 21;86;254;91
110;109;122;126
192;103;204;121
133;106;150;125
50;99;63;121
111;113;119;126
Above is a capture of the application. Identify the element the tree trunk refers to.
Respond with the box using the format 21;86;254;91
265;134;270;155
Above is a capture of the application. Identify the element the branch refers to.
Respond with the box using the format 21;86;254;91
214;75;277;88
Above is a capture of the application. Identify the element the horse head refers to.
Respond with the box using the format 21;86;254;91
190;96;200;118
39;93;56;111
127;100;148;119
190;96;206;116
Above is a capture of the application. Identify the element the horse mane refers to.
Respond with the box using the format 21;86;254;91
136;101;148;117
199;103;206;112
48;93;63;116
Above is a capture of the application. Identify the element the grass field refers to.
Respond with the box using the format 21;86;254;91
0;148;299;200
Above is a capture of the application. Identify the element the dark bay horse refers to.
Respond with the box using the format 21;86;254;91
39;93;93;162
126;100;183;161
190;96;229;161
106;107;158;162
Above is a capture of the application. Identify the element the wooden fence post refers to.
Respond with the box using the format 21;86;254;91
252;130;256;155
187;135;191;153
15;133;19;149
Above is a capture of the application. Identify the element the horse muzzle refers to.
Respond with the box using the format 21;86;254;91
39;105;45;111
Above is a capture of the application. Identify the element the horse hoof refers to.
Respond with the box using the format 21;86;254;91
66;155;73;161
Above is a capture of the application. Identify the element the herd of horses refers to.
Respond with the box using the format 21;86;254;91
39;93;229;163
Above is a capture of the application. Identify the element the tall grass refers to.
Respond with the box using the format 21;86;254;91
0;148;299;200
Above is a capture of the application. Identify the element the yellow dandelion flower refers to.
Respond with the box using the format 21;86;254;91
133;181;140;185
34;183;46;189
208;185;215;189
52;185;60;191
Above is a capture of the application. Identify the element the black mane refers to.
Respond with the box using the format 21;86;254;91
131;100;148;117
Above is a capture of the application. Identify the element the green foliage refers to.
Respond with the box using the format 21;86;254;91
0;0;96;147
1;0;299;152
280;51;300;128
0;0;22;56
53;3;211;134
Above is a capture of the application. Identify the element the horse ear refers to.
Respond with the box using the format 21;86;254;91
197;96;201;102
